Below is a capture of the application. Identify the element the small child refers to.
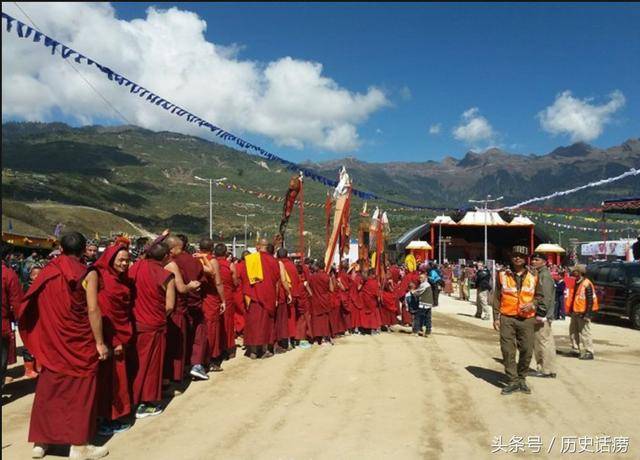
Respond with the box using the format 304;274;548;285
405;282;419;315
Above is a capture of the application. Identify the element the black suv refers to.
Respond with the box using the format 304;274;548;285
586;262;640;329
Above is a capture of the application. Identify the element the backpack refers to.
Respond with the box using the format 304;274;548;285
429;269;442;284
406;293;419;314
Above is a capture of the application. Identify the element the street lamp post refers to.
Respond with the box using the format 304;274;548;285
558;230;564;247
237;213;255;250
438;222;442;264
469;195;503;263
194;176;227;239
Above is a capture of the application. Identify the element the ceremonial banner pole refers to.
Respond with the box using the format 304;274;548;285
325;192;332;247
277;172;303;250
324;188;351;271
324;167;352;272
375;214;384;283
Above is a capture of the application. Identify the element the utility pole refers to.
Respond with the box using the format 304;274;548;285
194;176;227;239
237;213;255;250
438;222;442;264
469;195;503;263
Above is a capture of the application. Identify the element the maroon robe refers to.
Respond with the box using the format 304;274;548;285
17;255;98;445
349;272;365;329
328;288;343;336
397;271;419;326
93;245;133;420
280;258;301;338
381;280;399;326
360;277;381;330
274;260;293;342
2;264;22;365
337;270;352;331
236;253;279;346
233;280;245;335
295;266;312;341
129;259;172;405
308;271;331;338
389;265;401;284
201;254;222;360
166;252;205;381
217;257;237;352
275;257;303;342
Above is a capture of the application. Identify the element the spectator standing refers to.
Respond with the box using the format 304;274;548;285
475;262;492;320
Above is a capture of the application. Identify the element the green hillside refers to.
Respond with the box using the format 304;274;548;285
1;123;432;254
2;122;637;257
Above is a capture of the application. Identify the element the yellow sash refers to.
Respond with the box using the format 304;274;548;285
245;252;263;285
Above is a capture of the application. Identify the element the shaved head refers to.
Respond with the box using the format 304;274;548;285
166;235;184;258
166;236;183;250
258;238;270;252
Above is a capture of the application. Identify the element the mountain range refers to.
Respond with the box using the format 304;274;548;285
2;122;638;253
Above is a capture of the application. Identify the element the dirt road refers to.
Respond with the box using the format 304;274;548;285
3;293;638;459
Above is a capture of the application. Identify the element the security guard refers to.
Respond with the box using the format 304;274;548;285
566;264;598;360
492;246;537;395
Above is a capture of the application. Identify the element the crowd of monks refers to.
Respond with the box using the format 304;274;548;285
2;230;423;460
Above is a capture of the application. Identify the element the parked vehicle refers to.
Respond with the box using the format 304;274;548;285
586;261;640;329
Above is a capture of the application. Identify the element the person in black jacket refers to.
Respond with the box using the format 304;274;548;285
475;262;492;320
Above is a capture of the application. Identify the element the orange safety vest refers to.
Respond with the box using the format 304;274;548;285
565;278;599;314
498;270;537;318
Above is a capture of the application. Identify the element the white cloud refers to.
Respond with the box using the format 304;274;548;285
428;123;441;135
1;3;389;153
452;107;496;144
537;90;625;142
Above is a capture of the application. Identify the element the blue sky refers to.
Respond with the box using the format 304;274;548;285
3;2;639;163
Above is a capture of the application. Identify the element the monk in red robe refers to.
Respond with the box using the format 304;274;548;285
349;266;365;332
308;261;333;344
274;248;295;352
276;248;303;350
236;241;279;359
17;232;109;459
87;243;133;435
336;261;352;333
263;243;280;349
163;236;204;383
328;269;344;337
194;239;226;372
2;258;23;387
389;263;401;284
380;276;399;328
278;249;302;343
129;242;175;419
360;270;381;333
397;269;419;326
231;257;245;340
295;263;313;342
215;244;237;358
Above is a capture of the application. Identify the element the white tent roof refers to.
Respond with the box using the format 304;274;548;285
431;215;456;224
509;215;535;226
406;240;433;250
458;210;508;226
535;243;565;253
429;211;534;227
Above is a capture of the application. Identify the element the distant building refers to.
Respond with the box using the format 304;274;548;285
391;210;552;264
